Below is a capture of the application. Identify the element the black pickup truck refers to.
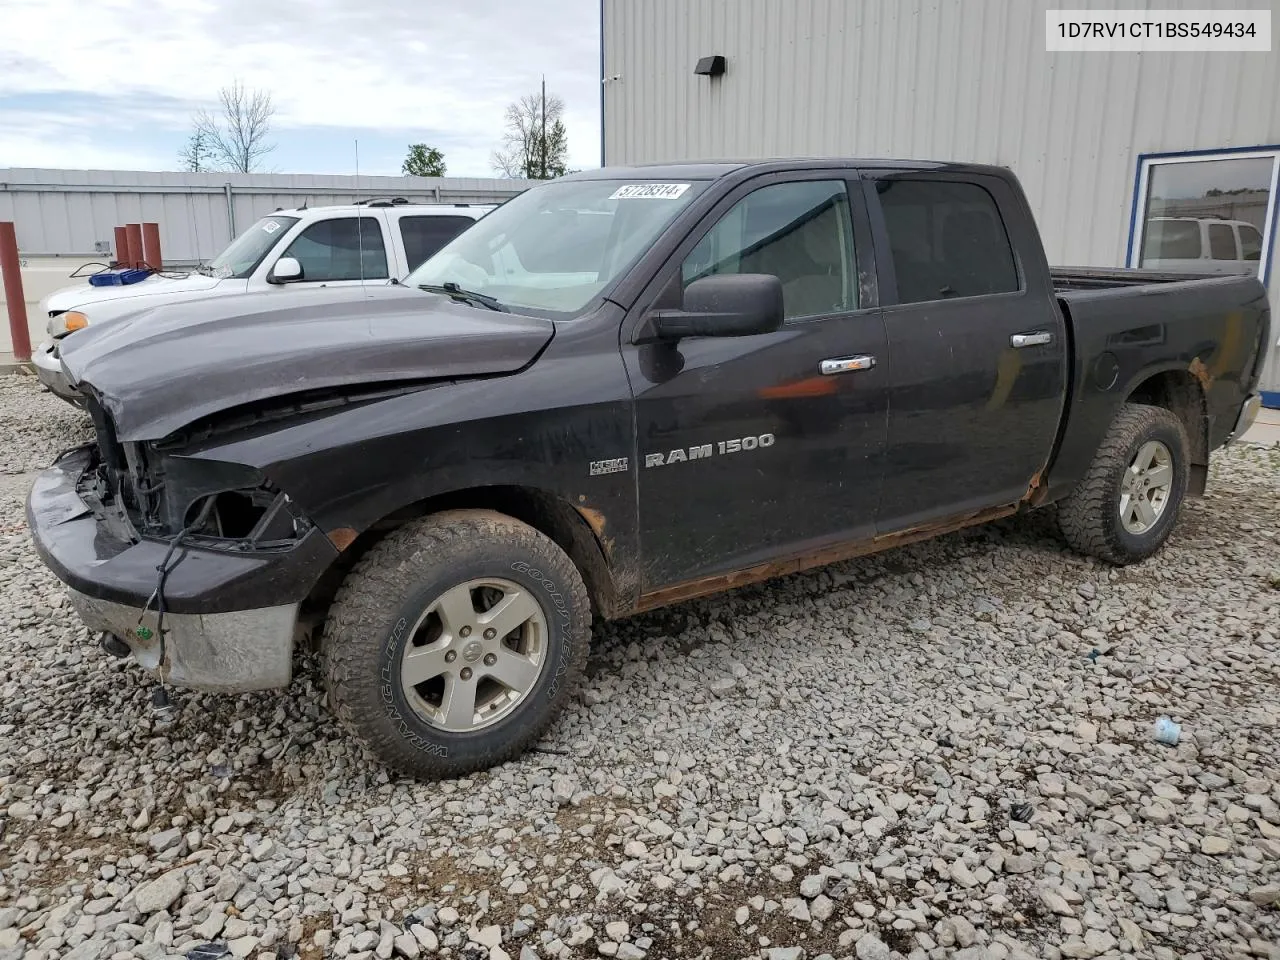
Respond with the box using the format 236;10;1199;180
27;159;1270;779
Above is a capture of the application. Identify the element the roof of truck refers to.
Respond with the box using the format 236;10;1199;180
562;158;1009;182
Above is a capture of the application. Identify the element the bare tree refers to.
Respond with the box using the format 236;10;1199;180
177;129;213;172
191;82;277;173
491;82;569;180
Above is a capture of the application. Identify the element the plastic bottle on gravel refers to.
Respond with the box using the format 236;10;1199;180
1153;716;1181;745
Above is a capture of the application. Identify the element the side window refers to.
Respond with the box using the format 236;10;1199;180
281;217;388;281
682;180;856;320
1143;220;1202;260
1208;223;1237;260
878;179;1019;304
399;216;475;271
1240;224;1263;261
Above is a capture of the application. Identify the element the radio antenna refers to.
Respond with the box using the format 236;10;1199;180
355;138;365;287
187;191;203;272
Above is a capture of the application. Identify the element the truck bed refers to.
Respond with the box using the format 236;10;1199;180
1043;266;1270;505
1051;265;1230;292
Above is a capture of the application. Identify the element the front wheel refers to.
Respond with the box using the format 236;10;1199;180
323;509;590;779
1057;403;1190;565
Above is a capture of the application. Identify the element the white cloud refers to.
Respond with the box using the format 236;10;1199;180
0;130;167;171
0;108;173;170
0;0;600;173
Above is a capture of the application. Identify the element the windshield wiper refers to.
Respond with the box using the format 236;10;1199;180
193;263;214;276
418;281;508;312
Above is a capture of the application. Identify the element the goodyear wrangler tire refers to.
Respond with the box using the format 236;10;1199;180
323;509;589;779
1057;403;1190;566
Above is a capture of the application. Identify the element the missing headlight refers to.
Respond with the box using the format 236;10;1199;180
183;488;310;550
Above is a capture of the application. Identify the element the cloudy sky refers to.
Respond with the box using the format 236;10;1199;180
1;0;601;178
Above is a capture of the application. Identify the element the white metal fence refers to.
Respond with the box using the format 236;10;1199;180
0;168;533;265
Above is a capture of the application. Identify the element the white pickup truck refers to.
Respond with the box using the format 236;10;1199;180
34;199;495;402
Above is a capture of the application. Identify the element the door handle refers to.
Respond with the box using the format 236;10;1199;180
820;355;876;375
1010;331;1054;348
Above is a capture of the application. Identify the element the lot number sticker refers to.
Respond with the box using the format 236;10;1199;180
609;183;691;200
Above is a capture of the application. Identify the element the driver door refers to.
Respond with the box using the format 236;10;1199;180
622;173;890;591
269;214;391;287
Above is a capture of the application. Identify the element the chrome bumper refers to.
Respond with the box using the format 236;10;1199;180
67;590;298;693
32;340;83;405
1227;393;1263;445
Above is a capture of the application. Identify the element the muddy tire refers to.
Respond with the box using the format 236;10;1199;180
1057;403;1190;565
323;509;590;779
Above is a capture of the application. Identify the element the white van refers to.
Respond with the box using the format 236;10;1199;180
34;199;493;402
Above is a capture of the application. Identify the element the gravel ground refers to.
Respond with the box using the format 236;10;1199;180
0;372;1277;960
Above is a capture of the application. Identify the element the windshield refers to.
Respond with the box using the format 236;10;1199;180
405;178;708;316
204;215;300;279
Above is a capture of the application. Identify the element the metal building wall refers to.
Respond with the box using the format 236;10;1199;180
602;0;1280;388
0;168;533;264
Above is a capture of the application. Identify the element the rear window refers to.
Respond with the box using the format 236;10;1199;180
399;216;476;271
1142;220;1201;260
877;179;1019;304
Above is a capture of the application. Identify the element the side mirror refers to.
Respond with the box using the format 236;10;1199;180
648;274;784;341
268;256;304;284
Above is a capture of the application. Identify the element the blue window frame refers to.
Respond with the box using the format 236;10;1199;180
1127;145;1280;288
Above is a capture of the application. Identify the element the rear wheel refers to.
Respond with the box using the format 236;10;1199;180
323;509;590;779
1057;403;1190;565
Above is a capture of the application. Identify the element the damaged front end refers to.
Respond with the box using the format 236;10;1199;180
28;391;339;693
81;391;314;550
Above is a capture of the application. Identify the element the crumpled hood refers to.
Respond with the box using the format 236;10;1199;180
59;285;555;441
43;273;229;316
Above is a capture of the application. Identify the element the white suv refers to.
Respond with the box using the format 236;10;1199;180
1140;216;1265;276
34;199;494;402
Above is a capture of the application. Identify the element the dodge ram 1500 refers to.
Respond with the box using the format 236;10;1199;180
27;159;1271;779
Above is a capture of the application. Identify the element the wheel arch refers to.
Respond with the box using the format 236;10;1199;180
1123;368;1208;495
304;484;622;629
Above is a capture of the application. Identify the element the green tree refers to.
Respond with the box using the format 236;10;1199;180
403;144;447;178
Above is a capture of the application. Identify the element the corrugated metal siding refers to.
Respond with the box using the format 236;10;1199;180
0;168;533;263
604;0;1280;390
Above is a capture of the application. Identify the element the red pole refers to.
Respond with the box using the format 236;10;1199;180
125;223;144;270
141;223;162;271
113;226;130;267
0;222;32;363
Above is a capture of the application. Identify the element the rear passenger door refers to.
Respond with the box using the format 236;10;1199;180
398;215;477;273
866;172;1067;530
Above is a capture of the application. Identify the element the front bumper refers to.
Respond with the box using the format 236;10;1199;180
32;339;83;405
67;590;298;692
27;447;338;692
